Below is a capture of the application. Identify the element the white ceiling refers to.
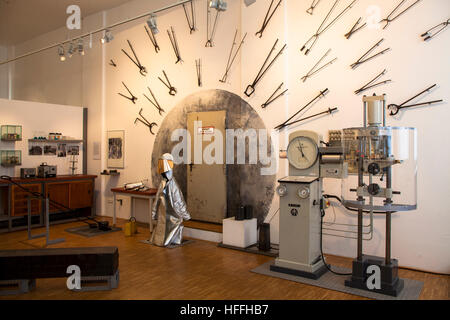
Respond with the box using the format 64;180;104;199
0;0;133;46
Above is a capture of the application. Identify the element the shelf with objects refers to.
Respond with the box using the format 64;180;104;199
28;139;83;144
100;169;120;176
1;125;22;142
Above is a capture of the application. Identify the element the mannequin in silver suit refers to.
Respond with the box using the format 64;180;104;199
151;153;191;246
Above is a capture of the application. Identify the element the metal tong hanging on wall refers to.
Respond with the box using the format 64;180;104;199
183;0;196;34
275;88;329;130
220;30;247;83
135;108;158;135
196;59;202;87
118;82;138;104
261;83;288;108
421;19;449;41
167;27;183;64
281;107;338;128
345;17;366;39
380;0;421;30
301;49;337;82
158;70;177;96
143;87;165;116
255;0;282;38
205;0;224;47
121;40;147;76
144;25;160;53
387;84;443;116
301;0;357;55
350;38;390;69
306;0;322;15
354;69;391;95
244;39;286;97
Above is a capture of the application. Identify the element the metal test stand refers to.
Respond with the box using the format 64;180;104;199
273;94;417;296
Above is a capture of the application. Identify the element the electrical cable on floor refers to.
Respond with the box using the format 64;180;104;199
320;207;352;276
0;175;100;226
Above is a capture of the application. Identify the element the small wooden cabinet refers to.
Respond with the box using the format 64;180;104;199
69;181;93;209
11;184;42;217
46;180;93;211
46;182;70;213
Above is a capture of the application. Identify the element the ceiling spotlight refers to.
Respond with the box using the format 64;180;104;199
101;29;114;44
77;38;85;56
58;45;66;62
244;0;256;6
146;14;158;34
209;0;227;11
67;42;75;58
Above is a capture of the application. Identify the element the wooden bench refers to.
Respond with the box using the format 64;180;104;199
0;247;119;295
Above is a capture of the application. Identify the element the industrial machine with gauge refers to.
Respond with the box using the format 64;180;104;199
272;94;417;296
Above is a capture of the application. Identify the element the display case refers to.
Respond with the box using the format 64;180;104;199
0;150;22;167
340;126;417;212
1;125;22;141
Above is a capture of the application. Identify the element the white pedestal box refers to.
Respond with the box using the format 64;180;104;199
222;217;257;248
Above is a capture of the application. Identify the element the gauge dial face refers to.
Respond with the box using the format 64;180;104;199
287;136;319;170
297;186;310;199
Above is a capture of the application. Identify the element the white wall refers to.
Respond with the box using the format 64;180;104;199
0;46;8;99
4;0;450;273
0;99;84;177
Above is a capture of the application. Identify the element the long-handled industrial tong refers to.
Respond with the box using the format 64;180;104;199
167;27;183;64
121;40;147;76
345;17;366;39
220;30;247;83
388;84;443;116
261;83;288;108
421;19;449;41
144;25;160;53
301;49;337;82
182;0;196;34
306;0;322;15
244;39;286;97
255;0;282;38
143;87;165;116
275;88;329;130
158;70;177;96
301;0;357;55
350;38;390;69
118;82;138;104
380;0;421;30
354;69;391;95
135;108;158;135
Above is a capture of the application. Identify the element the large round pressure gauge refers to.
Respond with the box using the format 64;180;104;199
287;136;319;170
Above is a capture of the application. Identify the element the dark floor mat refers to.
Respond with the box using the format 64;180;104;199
65;225;122;238
251;260;423;300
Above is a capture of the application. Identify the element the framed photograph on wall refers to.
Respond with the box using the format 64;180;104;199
107;130;125;168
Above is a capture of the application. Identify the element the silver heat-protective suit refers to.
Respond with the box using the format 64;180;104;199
151;153;191;246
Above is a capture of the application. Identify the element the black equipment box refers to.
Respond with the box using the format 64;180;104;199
20;168;36;179
0;247;119;280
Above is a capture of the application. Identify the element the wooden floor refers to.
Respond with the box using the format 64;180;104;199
0;217;448;300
